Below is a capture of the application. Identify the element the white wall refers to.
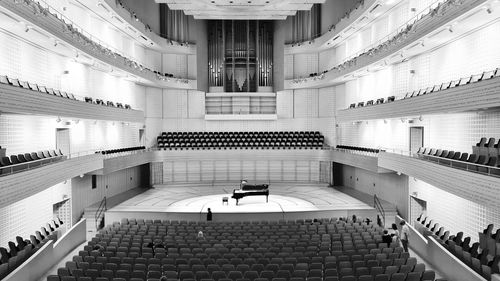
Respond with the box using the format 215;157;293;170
332;9;500;246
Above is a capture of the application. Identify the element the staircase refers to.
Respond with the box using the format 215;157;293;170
333;186;399;226
83;197;106;241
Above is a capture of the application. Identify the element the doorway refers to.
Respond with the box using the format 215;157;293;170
56;128;71;155
409;126;424;154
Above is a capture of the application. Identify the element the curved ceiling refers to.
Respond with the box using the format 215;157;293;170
154;0;325;20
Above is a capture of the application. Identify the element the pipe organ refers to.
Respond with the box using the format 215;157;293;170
208;20;273;92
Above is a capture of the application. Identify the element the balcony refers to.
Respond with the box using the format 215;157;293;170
284;0;384;55
285;0;492;89
100;0;195;55
0;81;145;123
0;0;196;90
0;153;103;209
329;148;393;173
378;151;500;209
336;72;500;122
89;150;155;175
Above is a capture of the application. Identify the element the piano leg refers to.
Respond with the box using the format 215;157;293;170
236;199;239;206
266;195;268;203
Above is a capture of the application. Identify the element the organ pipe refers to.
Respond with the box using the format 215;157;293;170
207;20;273;92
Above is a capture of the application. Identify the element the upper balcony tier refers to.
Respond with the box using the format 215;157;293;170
0;77;145;123
285;0;493;89
336;69;500;122
285;0;395;55
0;0;196;90
97;0;195;54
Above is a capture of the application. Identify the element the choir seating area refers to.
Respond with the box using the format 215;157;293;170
0;149;66;175
96;147;147;156
47;217;438;281
346;68;500;110
414;215;499;281
0;218;64;279
0;75;132;110
415;137;500;176
336;146;383;155
157;132;325;150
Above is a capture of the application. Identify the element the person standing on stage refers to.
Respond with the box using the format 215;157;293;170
207;208;212;221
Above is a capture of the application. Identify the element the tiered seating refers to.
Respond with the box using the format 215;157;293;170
0;75;133;110
336;146;383;154
346;68;500;110
48;217;437;281
157;132;325;150
0;218;63;279
96;146;146;155
415;215;498;280
415;146;499;177
0;149;66;176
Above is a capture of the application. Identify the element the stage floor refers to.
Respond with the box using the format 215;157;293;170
107;183;372;214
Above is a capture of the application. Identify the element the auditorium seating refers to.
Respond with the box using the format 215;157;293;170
345;68;500;110
0;74;134;111
336;145;383;155
415;215;499;280
157;131;325;150
96;146;146;155
415;145;500;177
0;149;66;176
0;218;63;279
48;217;436;281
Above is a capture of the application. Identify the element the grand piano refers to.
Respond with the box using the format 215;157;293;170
232;183;269;205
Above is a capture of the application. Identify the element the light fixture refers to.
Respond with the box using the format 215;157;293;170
419;116;423;121
448;25;454;33
24;25;31;33
56;117;61;123
54;40;59;47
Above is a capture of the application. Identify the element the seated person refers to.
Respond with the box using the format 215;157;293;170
382;230;392;247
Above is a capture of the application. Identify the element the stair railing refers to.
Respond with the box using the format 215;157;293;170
95;196;107;230
374;194;386;227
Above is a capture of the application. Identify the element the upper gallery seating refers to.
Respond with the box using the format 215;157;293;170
345;68;500;110
415;141;500;177
48;216;437;281
415;215;499;280
0;75;132;110
288;0;364;47
336;145;383;155
0;149;66;176
11;0;189;83
96;146;146;155
0;218;63;279
157;131;325;150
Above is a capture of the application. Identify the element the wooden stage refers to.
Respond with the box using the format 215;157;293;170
105;182;383;223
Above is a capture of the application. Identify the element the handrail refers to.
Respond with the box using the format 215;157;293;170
95;196;107;230
374;194;385;227
380;148;500;176
291;0;451;82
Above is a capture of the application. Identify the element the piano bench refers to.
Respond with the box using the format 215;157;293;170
222;197;228;205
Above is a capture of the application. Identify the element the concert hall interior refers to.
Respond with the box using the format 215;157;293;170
1;0;500;280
